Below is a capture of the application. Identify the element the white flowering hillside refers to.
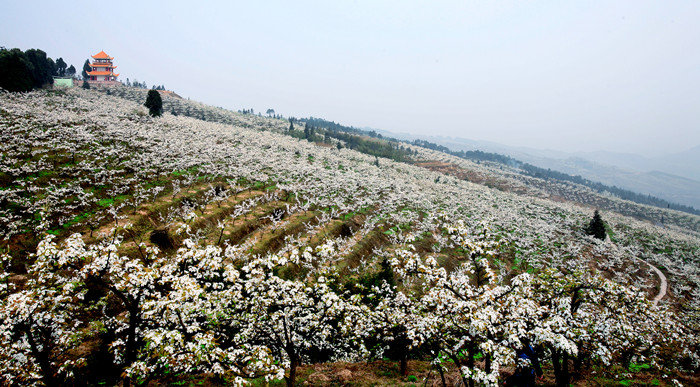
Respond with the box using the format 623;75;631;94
0;88;698;386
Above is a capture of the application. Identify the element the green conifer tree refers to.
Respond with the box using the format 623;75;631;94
586;210;607;240
82;59;91;80
144;89;163;117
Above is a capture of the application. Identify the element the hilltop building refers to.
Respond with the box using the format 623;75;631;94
53;77;74;88
86;51;119;82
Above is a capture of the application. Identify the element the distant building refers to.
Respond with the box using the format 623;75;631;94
86;51;119;82
53;77;74;88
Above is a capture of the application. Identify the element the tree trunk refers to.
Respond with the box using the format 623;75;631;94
574;351;583;373
553;350;571;387
125;304;140;366
400;356;408;376
286;355;299;387
26;328;58;387
438;363;447;387
450;354;469;387
467;343;476;387
122;303;141;387
552;349;562;387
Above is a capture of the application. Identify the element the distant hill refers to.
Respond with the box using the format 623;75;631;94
657;145;700;182
368;132;700;211
511;149;700;210
514;157;700;210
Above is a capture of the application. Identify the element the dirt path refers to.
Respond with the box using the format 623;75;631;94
648;262;668;306
637;257;667;306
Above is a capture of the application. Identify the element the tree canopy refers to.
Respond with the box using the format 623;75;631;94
586;210;607;240
0;47;60;92
82;59;91;80
144;89;163;117
24;49;54;88
55;57;67;76
0;48;34;92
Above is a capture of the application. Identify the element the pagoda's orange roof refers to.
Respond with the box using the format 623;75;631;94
91;50;114;60
87;70;117;76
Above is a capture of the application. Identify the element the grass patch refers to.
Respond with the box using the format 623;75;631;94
629;363;651;373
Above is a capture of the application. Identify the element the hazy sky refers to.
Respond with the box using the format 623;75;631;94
3;1;700;155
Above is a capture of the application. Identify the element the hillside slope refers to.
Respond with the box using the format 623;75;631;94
0;88;698;386
387;133;700;211
513;154;700;210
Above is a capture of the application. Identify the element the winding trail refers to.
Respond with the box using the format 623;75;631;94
636;257;668;306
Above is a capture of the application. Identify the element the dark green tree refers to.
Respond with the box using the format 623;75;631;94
24;49;54;88
0;48;34;92
82;59;91;80
305;126;315;142
66;64;76;77
586;210;606;240
55;57;67;76
82;80;90;89
144;89;163;117
288;120;294;132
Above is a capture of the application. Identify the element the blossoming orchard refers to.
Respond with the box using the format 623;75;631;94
0;87;698;386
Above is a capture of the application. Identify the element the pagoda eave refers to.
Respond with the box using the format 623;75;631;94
87;71;116;76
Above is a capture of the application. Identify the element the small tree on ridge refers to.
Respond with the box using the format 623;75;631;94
144;89;163;117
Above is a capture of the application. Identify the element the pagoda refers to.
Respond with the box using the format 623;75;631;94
86;50;119;82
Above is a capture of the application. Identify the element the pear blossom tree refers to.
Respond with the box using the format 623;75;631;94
0;85;699;386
